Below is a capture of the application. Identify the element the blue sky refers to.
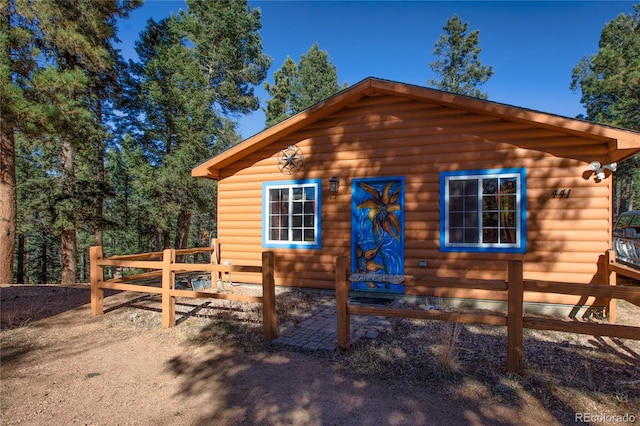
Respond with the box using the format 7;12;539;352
115;1;637;139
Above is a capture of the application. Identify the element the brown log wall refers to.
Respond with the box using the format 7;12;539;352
215;95;613;302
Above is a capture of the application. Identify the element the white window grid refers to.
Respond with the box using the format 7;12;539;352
444;172;521;248
266;183;318;246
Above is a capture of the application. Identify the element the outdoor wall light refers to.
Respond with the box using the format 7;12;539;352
329;176;340;196
589;161;617;181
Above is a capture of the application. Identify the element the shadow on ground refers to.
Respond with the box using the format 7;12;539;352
164;308;639;425
0;285;121;329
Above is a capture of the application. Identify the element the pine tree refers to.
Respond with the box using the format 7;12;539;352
15;134;62;283
103;134;159;256
571;4;640;216
1;0;27;284
571;6;640;130
263;43;347;128
121;0;269;251
264;56;298;128
292;43;347;112
1;0;139;284
182;0;271;115
428;15;494;99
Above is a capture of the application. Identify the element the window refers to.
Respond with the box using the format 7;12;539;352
262;179;321;249
440;168;526;253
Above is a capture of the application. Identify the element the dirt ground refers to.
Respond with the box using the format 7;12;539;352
1;283;639;425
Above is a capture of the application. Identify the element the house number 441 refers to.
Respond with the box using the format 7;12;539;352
551;189;571;198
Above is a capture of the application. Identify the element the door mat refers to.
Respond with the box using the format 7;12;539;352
350;296;395;306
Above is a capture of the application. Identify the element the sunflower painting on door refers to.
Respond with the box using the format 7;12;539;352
351;177;405;293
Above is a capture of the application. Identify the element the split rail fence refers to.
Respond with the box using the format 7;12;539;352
89;245;277;342
335;250;640;374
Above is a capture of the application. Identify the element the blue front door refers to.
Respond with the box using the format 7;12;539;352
351;177;405;293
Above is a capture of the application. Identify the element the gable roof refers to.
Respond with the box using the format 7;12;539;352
192;77;640;179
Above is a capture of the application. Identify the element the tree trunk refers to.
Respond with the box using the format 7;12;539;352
174;207;192;262
16;234;25;283
0;127;16;284
154;227;172;251
80;250;85;283
0;2;15;284
94;229;103;249
175;207;192;249
39;240;47;284
61;228;77;284
614;161;635;219
60;137;77;284
154;228;164;252
94;102;104;247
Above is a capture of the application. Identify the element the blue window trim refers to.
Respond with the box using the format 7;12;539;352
262;179;322;249
439;168;527;253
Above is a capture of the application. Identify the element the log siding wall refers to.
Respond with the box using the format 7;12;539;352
216;95;612;303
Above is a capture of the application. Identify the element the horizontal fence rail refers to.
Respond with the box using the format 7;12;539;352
90;246;277;342
335;250;640;375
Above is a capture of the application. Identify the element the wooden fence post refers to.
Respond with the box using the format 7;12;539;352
336;256;351;350
90;246;104;317
211;238;220;286
262;251;277;342
161;248;176;328
507;259;524;375
605;249;617;323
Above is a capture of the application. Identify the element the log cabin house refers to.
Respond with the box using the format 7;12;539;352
192;78;640;305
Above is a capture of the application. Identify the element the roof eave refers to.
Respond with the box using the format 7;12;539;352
191;79;374;180
369;79;640;145
369;79;640;163
191;77;640;179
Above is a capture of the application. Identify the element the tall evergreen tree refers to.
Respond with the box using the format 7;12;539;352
0;0;35;284
84;44;130;251
121;0;270;251
571;4;640;216
15;134;62;283
263;43;347;128
428;15;494;99
1;0;139;284
264;56;297;128
292;43;347;112
103;134;159;256
571;5;640;130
